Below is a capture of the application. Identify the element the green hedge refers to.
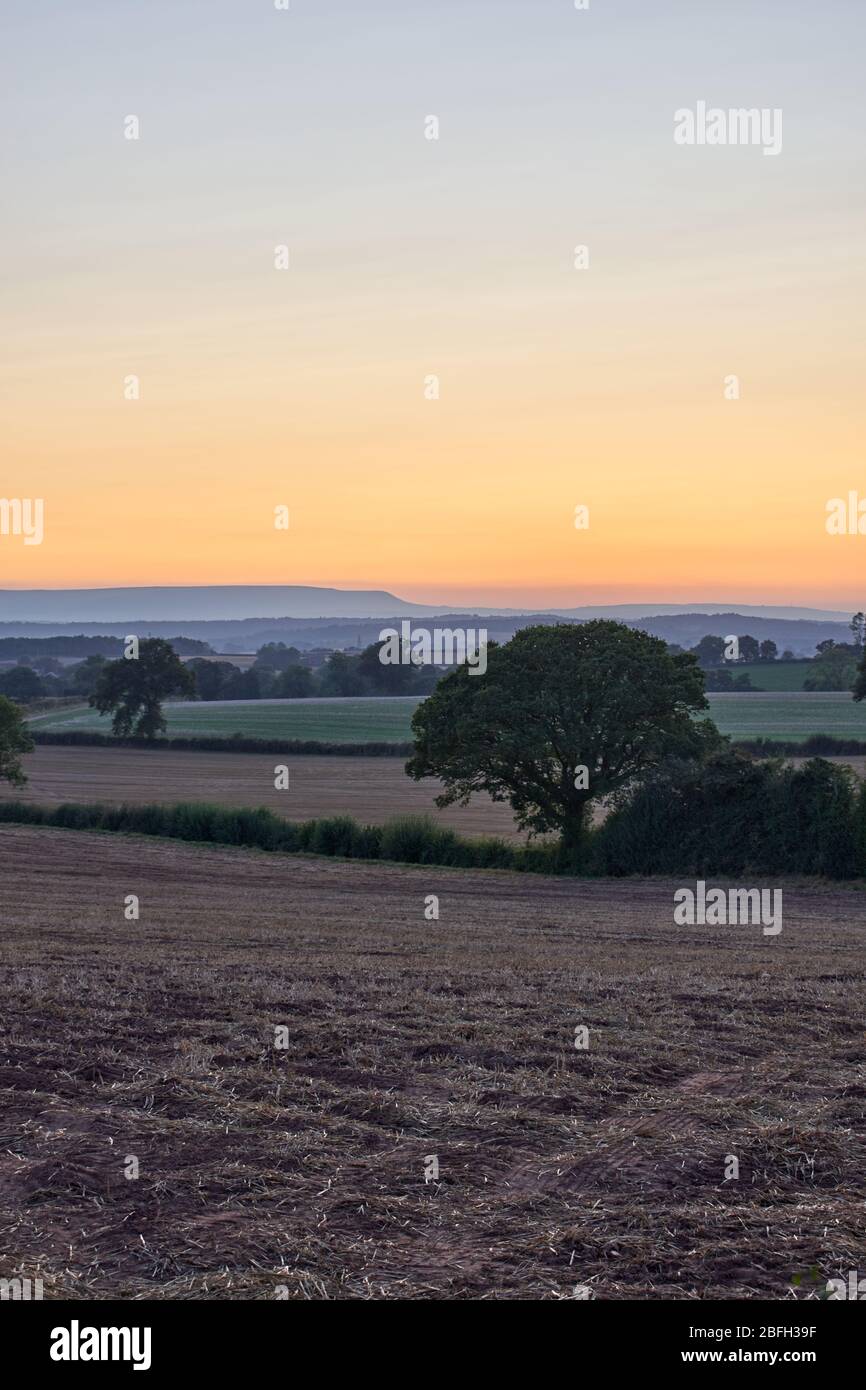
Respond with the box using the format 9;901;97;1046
592;753;864;878
31;728;866;761
3;753;865;878
0;802;554;872
735;735;866;757
31;730;411;757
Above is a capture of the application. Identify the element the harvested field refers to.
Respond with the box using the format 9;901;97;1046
0;824;863;1300
1;745;524;840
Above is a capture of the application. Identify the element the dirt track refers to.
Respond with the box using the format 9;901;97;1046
0;824;863;1299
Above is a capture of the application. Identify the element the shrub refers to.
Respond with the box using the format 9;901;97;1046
774;758;860;878
165;802;220;842
307;815;368;858
593;752;862;878
0;800;47;825
235;807;286;849
378;815;463;865
467;835;518;870
53;802;103;830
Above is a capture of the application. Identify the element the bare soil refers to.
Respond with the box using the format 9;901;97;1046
0;825;863;1300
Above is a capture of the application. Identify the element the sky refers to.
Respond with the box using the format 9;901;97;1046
2;0;865;609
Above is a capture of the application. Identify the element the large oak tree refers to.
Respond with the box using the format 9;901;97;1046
407;621;718;856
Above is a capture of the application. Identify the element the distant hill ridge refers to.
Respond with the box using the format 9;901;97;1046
0;588;853;657
0;585;854;624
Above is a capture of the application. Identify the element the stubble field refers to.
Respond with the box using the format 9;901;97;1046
3;746;862;843
0;745;522;838
0;825;862;1300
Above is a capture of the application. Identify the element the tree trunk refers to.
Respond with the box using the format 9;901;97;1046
559;801;592;867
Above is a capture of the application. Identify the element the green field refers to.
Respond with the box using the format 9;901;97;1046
27;697;420;743
736;661;812;691
708;692;866;741
27;691;866;745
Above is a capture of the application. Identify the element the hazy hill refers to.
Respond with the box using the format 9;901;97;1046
0;585;854;627
0;586;438;622
0;609;849;657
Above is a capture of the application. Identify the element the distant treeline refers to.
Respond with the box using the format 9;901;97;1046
0;635;212;658
0;638;444;703
5;627;865;704
3;752;863;877
0;637;213;704
688;622;865;693
185;643;441;701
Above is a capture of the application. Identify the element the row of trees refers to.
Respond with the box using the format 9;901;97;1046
0;637;443;705
6;609;866;706
804;640;861;692
191;641;442;701
689;634;784;667
0;634;212;703
0;654;109;702
688;617;866;693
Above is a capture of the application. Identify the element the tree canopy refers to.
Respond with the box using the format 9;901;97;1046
0;694;34;786
90;638;194;739
407;621;718;855
806;642;859;692
0;666;45;701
